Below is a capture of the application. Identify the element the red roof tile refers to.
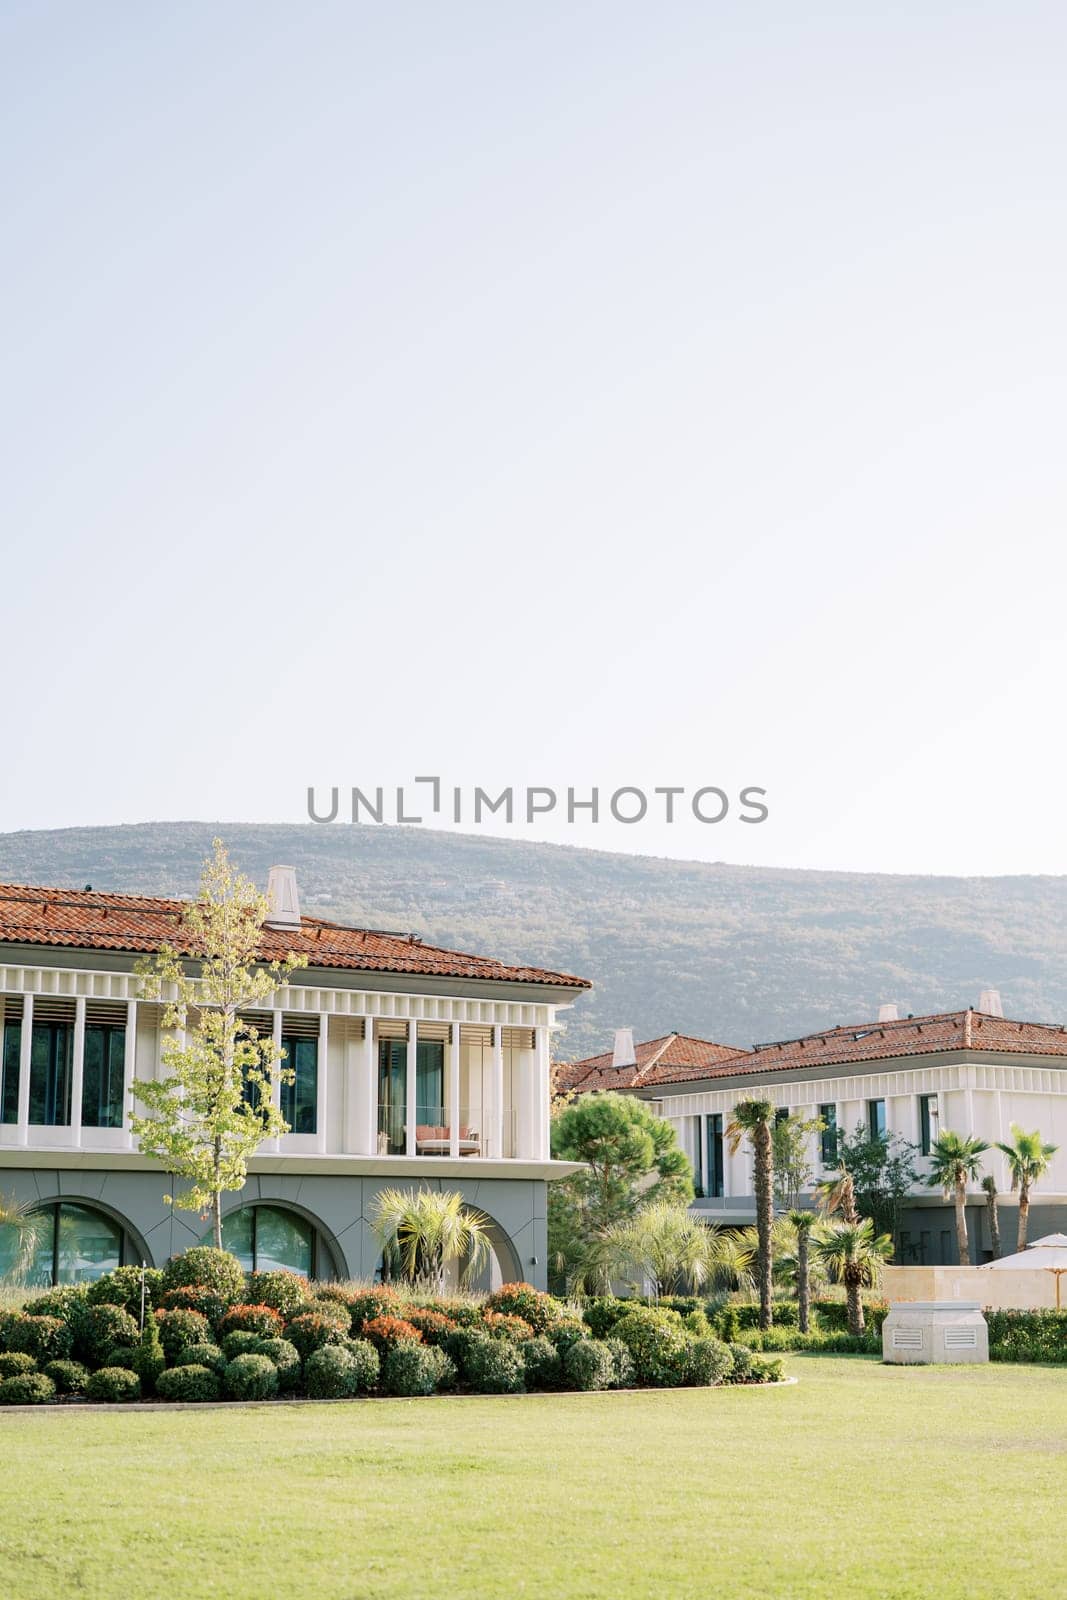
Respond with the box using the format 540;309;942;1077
557;1032;750;1094
0;883;590;990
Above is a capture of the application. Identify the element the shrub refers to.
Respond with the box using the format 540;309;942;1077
251;1338;302;1391
221;1330;262;1361
986;1310;1067;1364
462;1332;525;1394
285;1311;349;1362
86;1266;164;1316
175;1342;225;1373
546;1315;588;1355
223;1353;279;1401
426;1298;481;1328
522;1336;562;1390
0;1372;56;1405
86;1367;141;1403
8;1315;72;1364
245;1271;310;1319
382;1341;455;1397
305;1340;380;1398
685;1337;734;1387
361;1315;423;1352
813;1298;888;1334
79;1304;139;1366
162;1247;246;1304
43;1358;89;1393
155;1308;211;1360
346;1286;406;1333
217;1304;284;1342
613;1308;689;1388
104;1346;138;1371
0;1309;25;1350
727;1342;755;1382
155;1364;222;1402
481;1311;535;1344
732;1302;801;1330
405;1309;457;1345
0;1350;37;1378
604;1338;635;1389
749;1356;785;1384
582;1298;631;1340
682;1308;713;1340
564;1338;615;1392
158;1284;230;1328
483;1283;564;1335
716;1306;741;1342
25;1284;89;1322
132;1313;166;1393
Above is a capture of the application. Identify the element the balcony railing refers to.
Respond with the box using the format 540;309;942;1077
376;1103;517;1158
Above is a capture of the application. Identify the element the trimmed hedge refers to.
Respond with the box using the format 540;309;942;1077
612;1308;690;1388
522;1336;562;1390
156;1364;221;1403
245;1271;310;1319
563;1338;615;1392
221;1330;264;1362
0;1351;38;1379
79;1305;139;1366
0;1372;56;1405
461;1333;525;1394
251;1337;303;1391
986;1310;1067;1363
223;1353;279;1401
86;1266;164;1316
685;1337;734;1387
86;1367;141;1403
381;1342;455;1398
285;1311;348;1361
175;1342;225;1373
156;1308;212;1360
8;1315;72;1364
306;1341;380;1399
162;1247;246;1304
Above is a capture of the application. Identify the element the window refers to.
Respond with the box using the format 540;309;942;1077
82;1023;126;1129
212;1205;314;1277
867;1099;887;1141
0;1202;123;1287
280;1035;317;1135
29;1020;73;1126
1;1017;19;1124
919;1093;939;1156
706;1113;724;1198
378;1039;406;1153
416;1039;444;1127
774;1107;790;1126
691;1116;705;1196
818;1104;838;1166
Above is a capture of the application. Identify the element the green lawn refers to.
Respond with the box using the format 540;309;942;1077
3;1356;1066;1599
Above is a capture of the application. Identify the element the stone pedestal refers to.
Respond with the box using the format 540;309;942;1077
882;1301;988;1365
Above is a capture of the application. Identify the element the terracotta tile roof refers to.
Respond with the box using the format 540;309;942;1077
0;883;590;990
557;1032;750;1094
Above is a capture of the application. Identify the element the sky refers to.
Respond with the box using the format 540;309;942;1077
2;2;1066;876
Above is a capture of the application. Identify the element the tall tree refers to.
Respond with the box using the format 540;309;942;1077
981;1174;1001;1261
726;1099;775;1330
926;1131;989;1266
812;1219;893;1336
132;840;307;1247
995;1123;1059;1251
787;1209;817;1333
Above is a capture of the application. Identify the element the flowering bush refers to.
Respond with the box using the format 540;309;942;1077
360;1315;423;1351
481;1311;535;1344
346;1287;406;1332
245;1271;310;1319
155;1307;211;1360
484;1282;563;1335
158;1284;230;1328
284;1311;348;1362
404;1309;457;1346
162;1247;246;1304
217;1304;284;1341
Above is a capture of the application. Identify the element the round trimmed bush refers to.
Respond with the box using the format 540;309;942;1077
405;1309;457;1346
613;1307;689;1388
285;1311;348;1362
0;1308;24;1350
25;1284;89;1323
221;1330;262;1362
103;1346;138;1371
245;1270;310;1319
156;1307;211;1360
582;1298;630;1340
483;1282;564;1335
381;1341;455;1397
175;1342;225;1373
223;1352;279;1401
427;1298;481;1328
41;1358;87;1394
162;1247;245;1304
726;1342;755;1382
545;1315;588;1355
522;1336;562;1391
0;1351;38;1379
86;1266;164;1315
217;1304;284;1342
158;1284;229;1327
8;1315;72;1364
156;1364;221;1403
250;1337;302;1392
359;1315;423;1352
605;1338;635;1389
0;1372;56;1405
481;1311;535;1344
86;1366;141;1403
346;1286;406;1332
462;1332;524;1394
305;1341;379;1399
564;1338;615;1392
79;1304;139;1366
685;1337;734;1387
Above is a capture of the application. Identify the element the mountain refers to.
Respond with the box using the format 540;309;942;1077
2;822;1066;1062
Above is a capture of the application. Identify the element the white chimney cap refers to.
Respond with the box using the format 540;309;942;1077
612;1027;637;1070
979;988;1003;1017
265;865;301;930
878;1003;899;1023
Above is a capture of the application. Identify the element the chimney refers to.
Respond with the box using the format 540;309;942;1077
265;865;301;930
612;1027;637;1069
978;988;1003;1017
877;1003;899;1023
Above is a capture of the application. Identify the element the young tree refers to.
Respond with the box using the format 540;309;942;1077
812;1219;893;1336
981;1174;1001;1260
926;1131;989;1266
726;1099;775;1330
995;1123;1060;1251
787;1209;817;1333
131;840;307;1248
772;1112;824;1209
833;1124;918;1241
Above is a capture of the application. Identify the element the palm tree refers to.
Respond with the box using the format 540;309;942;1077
981;1174;1001;1261
726;1099;775;1329
815;1165;859;1225
926;1132;989;1265
0;1195;49;1286
787;1210;817;1333
812;1219;893;1335
369;1189;491;1291
994;1123;1060;1251
580;1200;732;1298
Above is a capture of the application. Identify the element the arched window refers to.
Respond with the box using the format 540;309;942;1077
205;1205;315;1277
0;1202;124;1288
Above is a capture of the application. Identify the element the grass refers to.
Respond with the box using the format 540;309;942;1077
3;1356;1066;1599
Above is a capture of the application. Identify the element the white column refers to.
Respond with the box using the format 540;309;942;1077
535;1025;551;1160
491;1025;505;1159
16;993;33;1146
123;999;138;1149
268;1009;283;1152
405;1023;417;1156
70;996;86;1147
316;1012;330;1154
449;1024;461;1158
